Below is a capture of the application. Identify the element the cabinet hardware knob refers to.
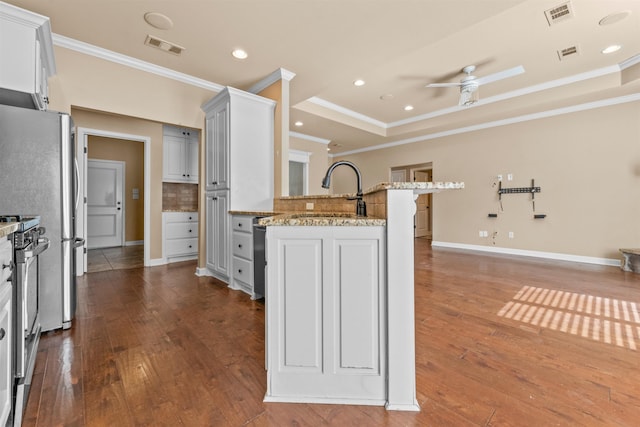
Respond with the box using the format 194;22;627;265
189;229;192;233
238;223;242;227
183;174;186;177
117;207;121;211
238;244;242;248
0;328;5;340
238;269;242;273
189;217;192;220
212;181;218;185
188;245;192;248
213;197;218;201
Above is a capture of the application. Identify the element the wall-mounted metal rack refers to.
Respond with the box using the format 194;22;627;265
498;179;541;211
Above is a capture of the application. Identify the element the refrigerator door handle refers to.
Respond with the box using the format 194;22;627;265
72;237;85;248
74;156;80;210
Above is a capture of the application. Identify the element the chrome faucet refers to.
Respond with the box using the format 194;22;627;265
321;160;367;217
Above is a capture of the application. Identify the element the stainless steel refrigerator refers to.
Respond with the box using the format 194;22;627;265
0;103;83;331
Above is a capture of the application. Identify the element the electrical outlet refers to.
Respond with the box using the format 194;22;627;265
507;173;513;181
479;230;484;237
306;202;314;210
497;174;503;182
509;231;514;239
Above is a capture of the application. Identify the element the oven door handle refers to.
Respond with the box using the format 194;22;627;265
23;237;50;259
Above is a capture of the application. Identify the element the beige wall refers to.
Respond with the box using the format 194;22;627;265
87;135;144;243
289;136;330;195
50;47;215;262
72;108;166;259
335;102;640;260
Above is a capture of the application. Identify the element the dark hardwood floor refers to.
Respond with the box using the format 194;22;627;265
24;239;640;426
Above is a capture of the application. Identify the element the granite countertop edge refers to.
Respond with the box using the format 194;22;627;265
259;212;386;227
0;223;19;239
277;181;465;200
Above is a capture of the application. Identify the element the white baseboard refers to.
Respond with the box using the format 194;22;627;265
125;240;144;246
431;241;621;267
195;267;209;276
147;257;166;267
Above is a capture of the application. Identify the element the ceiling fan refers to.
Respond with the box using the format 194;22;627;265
426;64;525;106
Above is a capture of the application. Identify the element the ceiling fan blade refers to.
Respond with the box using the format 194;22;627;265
426;82;462;88
475;65;525;86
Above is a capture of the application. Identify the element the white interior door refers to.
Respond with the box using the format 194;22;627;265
87;159;124;249
413;170;432;238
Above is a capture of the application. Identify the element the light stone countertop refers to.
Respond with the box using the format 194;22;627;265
259;212;386;227
278;181;464;200
0;222;19;238
228;210;280;217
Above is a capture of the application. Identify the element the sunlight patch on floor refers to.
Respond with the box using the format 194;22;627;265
498;285;640;351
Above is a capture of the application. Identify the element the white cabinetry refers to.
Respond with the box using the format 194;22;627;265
264;225;386;405
163;212;198;261
205;191;229;281
0;2;55;110
162;125;199;184
202;87;275;284
231;215;260;298
0;236;12;426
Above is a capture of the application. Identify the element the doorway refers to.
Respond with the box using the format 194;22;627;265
390;162;433;239
76;127;151;275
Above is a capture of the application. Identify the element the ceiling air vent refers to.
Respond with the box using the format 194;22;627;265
144;35;185;55
544;2;574;26
557;45;580;61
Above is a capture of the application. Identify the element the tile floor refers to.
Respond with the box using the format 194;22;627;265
86;245;144;273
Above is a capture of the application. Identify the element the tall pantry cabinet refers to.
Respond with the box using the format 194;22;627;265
201;87;276;282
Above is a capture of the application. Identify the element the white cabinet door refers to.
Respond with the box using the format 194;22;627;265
185;134;199;183
0;3;53;110
0;281;12;426
205;191;229;281
265;226;386;404
163;126;199;183
163;135;186;182
205;102;229;191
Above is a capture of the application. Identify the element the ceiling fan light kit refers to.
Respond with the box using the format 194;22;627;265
426;64;525;107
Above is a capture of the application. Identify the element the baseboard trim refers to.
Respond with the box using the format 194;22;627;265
125;240;144;246
147;257;166;267
431;241;621;267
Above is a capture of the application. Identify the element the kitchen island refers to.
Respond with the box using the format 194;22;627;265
261;182;464;411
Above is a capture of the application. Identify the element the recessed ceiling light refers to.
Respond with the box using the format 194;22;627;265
353;79;365;87
144;12;173;30
294;121;303;127
599;10;631;26
404;105;414;111
602;44;622;54
232;49;248;59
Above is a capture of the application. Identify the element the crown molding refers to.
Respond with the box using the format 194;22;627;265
248;68;297;94
307;97;388;129
621;53;640;70
335;93;640;156
290;131;331;144
52;33;224;92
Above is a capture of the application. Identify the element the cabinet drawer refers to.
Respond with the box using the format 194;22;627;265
232;216;253;232
165;238;198;257
232;256;253;285
165;222;198;239
164;212;197;223
232;232;253;259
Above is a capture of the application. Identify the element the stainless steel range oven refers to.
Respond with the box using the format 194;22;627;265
0;215;49;426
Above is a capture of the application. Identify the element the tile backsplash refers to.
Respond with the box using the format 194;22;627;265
163;182;198;211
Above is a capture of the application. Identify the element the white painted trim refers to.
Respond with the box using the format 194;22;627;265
125;240;144;246
247;68;296;94
307;97;388;129
431;241;621;267
289;131;331;144
77;127;152;270
288;149;311;163
52;34;224;92
336;93;640;156
621;53;640;70
148;258;166;267
195;267;210;276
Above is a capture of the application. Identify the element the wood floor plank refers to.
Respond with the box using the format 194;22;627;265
22;239;640;426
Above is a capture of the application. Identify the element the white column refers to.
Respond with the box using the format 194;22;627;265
385;189;420;411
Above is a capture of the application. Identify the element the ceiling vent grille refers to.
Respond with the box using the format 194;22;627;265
144;35;185;55
544;2;574;26
557;45;580;60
